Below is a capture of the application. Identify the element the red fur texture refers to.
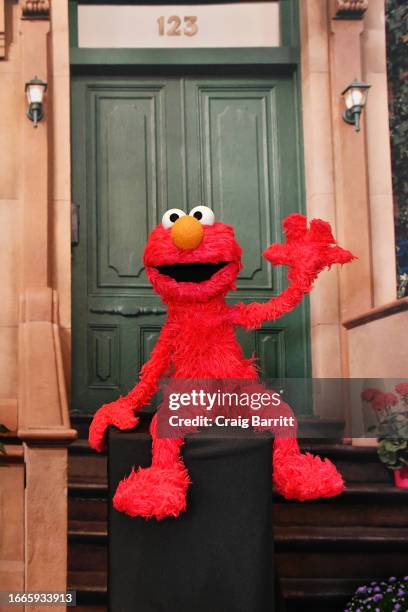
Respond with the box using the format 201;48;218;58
89;213;354;519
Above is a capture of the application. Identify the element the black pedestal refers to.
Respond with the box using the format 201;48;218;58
108;420;276;612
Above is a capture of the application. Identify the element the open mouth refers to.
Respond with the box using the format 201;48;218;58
154;262;230;283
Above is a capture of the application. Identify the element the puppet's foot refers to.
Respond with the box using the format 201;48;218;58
273;440;345;501
113;463;191;520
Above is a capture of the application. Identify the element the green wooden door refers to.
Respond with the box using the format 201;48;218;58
71;70;310;415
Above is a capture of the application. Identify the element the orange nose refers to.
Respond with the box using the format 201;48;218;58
171;215;204;250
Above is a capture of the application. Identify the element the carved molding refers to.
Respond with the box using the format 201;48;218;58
90;306;167;317
334;0;368;20
0;0;5;58
21;0;50;20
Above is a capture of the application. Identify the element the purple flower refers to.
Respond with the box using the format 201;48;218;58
374;586;381;592
371;581;377;586
389;576;397;583
373;594;383;602
397;589;405;596
394;605;401;611
357;586;367;594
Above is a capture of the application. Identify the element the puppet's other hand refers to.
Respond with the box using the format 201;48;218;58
89;399;139;453
264;213;355;283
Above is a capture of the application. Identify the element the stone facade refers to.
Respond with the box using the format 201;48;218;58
0;0;406;590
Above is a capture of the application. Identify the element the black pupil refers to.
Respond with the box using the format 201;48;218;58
194;211;203;220
169;213;179;223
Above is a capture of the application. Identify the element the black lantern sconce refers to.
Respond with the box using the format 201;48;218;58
341;79;371;132
25;76;48;128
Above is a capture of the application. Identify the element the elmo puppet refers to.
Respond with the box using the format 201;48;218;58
89;206;354;520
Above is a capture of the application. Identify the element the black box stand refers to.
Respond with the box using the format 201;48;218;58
109;423;277;612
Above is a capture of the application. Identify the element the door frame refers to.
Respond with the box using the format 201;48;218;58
69;0;311;412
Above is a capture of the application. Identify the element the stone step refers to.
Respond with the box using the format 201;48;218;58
281;577;362;612
67;571;107;607
68;520;408;551
68;537;107;573
67;431;406;610
276;548;408;580
66;577;373;612
69;496;107;523
69;438;393;486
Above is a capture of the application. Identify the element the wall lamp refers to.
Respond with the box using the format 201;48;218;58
341;79;371;132
25;76;47;128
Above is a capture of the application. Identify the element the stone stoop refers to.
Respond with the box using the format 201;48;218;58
68;416;408;611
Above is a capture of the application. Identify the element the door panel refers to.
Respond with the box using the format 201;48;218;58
71;72;310;414
88;82;178;294
186;81;276;290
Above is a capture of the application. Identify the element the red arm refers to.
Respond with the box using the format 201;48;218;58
230;214;355;330
125;322;175;407
89;322;174;452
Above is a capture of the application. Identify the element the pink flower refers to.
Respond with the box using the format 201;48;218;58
384;392;398;406
361;388;381;402
371;393;387;411
395;382;408;398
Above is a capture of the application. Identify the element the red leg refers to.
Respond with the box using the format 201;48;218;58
113;415;191;520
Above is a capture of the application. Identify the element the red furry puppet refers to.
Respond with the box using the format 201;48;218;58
89;206;354;520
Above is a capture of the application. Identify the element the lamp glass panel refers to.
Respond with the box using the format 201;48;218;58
350;88;365;107
27;84;45;104
344;89;355;109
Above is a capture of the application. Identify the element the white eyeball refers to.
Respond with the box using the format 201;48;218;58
162;208;186;229
189;205;215;225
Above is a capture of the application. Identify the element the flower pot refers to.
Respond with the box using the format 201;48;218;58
394;466;408;488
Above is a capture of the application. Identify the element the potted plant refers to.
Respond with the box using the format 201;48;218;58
361;383;408;488
345;576;408;611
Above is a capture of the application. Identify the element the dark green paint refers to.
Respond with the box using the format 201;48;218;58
70;0;310;415
70;47;299;67
71;71;310;414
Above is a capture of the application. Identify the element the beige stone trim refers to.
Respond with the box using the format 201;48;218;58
18;289;76;443
300;0;343;386
0;0;5;58
362;0;397;305
329;17;373;323
0;462;25;593
0;398;18;432
24;445;68;610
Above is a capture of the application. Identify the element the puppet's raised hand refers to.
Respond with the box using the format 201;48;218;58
231;213;354;330
89;398;139;453
264;213;354;287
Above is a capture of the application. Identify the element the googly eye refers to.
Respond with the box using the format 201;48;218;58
162;208;186;229
189;205;215;225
